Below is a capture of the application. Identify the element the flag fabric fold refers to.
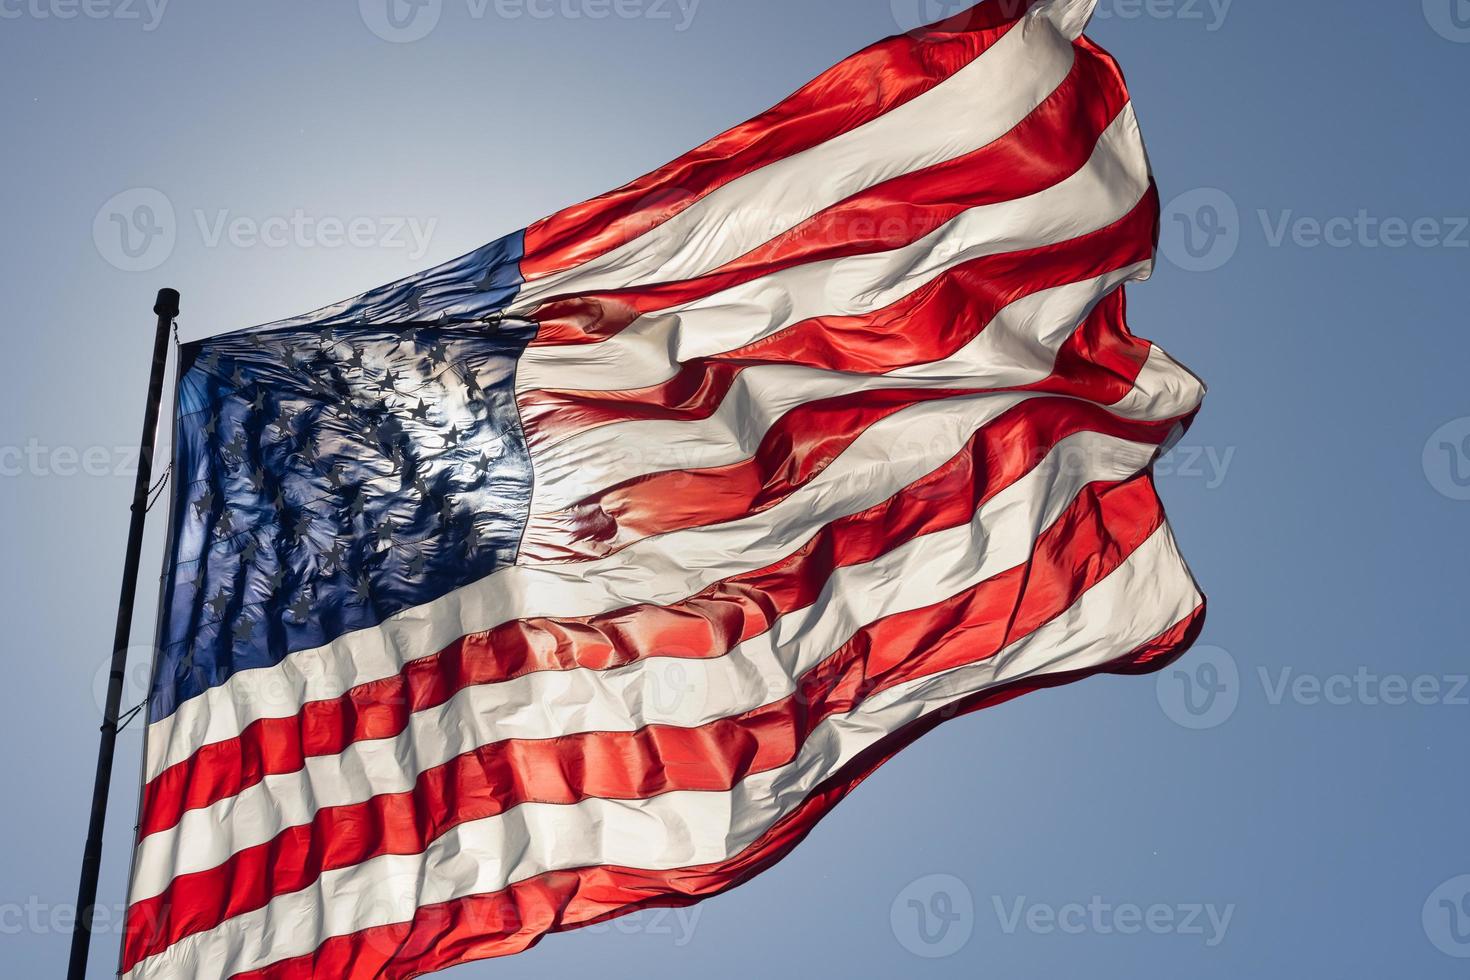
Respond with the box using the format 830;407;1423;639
123;1;1206;976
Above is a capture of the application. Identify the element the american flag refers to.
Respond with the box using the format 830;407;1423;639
123;1;1206;976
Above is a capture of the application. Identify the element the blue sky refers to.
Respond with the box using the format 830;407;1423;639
2;2;1468;977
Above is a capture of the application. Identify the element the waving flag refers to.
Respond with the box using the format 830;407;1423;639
123;1;1206;976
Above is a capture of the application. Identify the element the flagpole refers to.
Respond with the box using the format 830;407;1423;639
67;287;179;980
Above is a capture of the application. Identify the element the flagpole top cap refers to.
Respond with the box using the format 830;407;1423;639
154;288;181;319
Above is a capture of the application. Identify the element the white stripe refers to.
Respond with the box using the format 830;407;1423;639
131;429;1164;898
126;521;1198;980
1111;343;1205;421
523;260;1150;520
515;104;1149;396
145;343;1201;784
507;0;1095;312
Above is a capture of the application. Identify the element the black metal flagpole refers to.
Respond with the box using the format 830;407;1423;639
67;287;179;980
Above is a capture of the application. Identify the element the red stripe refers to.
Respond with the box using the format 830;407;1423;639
525;37;1127;349
126;475;1167;968
525;40;1128;347
520;287;1155;563
222;599;1207;980
518;1;1046;283
517;189;1158;443
136;385;1175;843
